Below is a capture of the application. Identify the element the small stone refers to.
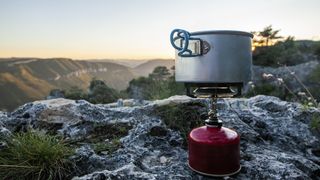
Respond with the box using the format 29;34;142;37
101;151;109;155
160;156;167;164
117;99;124;107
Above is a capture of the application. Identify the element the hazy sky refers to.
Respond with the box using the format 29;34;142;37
1;0;319;59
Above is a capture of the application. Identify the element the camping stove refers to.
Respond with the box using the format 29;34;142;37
188;87;241;176
170;29;253;177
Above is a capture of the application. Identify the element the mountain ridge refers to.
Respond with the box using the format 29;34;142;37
0;58;135;111
133;59;174;77
0;58;175;111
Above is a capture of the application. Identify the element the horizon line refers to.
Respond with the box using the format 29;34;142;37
0;56;175;61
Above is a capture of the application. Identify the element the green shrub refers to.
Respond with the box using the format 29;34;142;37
58;79;120;104
89;123;131;143
87;79;120;104
93;139;121;155
126;76;153;100
308;65;320;83
65;86;87;100
311;114;320;130
0;131;74;180
307;65;320;101
70;123;132;155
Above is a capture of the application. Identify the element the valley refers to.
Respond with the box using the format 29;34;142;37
0;58;174;111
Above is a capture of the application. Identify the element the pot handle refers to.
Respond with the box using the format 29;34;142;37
170;29;192;57
170;29;209;57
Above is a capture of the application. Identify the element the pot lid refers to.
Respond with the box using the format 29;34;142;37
190;30;253;38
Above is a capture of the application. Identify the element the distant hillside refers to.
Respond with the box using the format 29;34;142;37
133;59;174;77
89;59;148;68
0;58;176;111
0;58;135;111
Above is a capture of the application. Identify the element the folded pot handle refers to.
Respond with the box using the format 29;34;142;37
170;29;210;57
170;29;191;56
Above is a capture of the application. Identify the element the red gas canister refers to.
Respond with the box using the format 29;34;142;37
188;125;241;176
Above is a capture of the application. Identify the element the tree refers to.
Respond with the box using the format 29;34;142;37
253;25;282;47
89;78;106;93
49;78;120;104
253;35;304;67
252;26;306;66
126;77;153;100
88;79;119;104
149;66;170;81
65;86;86;100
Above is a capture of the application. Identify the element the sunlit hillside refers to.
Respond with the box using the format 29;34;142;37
0;58;135;111
0;58;175;111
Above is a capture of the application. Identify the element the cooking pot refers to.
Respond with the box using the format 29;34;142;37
170;29;253;85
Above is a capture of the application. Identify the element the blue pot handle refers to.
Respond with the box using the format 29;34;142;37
170;29;193;57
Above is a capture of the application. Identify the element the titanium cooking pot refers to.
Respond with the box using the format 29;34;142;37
170;29;253;85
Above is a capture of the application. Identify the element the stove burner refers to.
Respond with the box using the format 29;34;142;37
185;82;242;98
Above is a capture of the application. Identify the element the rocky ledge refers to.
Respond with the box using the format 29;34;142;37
0;95;320;179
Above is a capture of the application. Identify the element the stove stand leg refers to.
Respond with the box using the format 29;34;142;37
205;95;222;127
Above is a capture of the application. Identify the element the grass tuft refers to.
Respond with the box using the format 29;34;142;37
0;131;74;180
311;114;320;131
93;139;122;155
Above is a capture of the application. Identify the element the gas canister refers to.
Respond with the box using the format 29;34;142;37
188;125;241;176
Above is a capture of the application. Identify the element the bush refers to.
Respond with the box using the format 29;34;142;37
253;37;304;67
88;79;120;104
308;65;320;83
0;131;74;180
126;76;153;100
93;139;121;155
310;114;320;131
307;65;320;101
65;86;87;100
53;78;120;104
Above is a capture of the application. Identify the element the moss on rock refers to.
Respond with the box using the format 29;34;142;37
154;101;207;147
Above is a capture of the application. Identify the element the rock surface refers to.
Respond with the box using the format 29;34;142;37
0;95;320;179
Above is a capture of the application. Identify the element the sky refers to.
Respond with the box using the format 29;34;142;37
0;0;320;60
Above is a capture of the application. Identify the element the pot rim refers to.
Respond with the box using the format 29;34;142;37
190;30;253;38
